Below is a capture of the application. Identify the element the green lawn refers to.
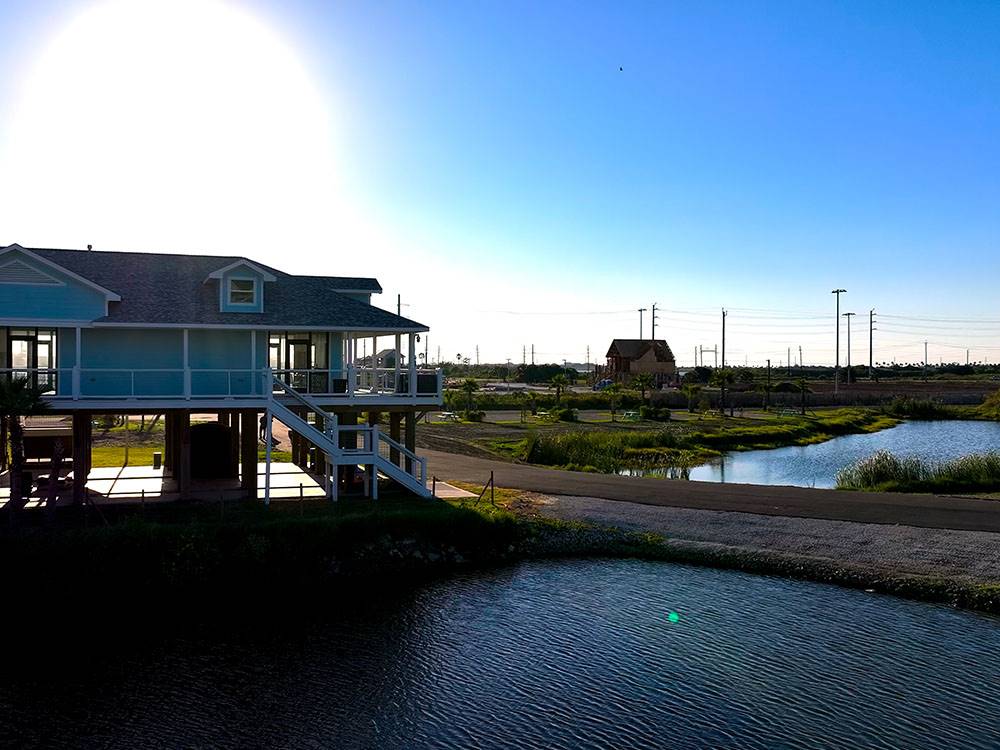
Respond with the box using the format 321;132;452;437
89;445;292;468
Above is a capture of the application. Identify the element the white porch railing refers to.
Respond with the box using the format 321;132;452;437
0;366;443;402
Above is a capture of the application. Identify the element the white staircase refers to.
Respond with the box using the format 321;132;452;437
266;377;430;500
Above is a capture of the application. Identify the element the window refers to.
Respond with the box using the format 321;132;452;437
229;278;257;305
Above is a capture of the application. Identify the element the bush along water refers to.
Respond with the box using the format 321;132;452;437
837;449;1000;493
881;396;957;420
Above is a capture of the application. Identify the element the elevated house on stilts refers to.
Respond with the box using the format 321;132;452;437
0;244;441;506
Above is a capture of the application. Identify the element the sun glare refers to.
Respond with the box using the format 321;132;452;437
0;0;362;264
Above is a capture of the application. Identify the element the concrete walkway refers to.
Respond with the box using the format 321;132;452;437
424;449;1000;533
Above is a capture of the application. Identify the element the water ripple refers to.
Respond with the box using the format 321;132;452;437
2;560;999;749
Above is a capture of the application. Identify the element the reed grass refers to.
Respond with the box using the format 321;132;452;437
837;450;1000;493
525;410;896;473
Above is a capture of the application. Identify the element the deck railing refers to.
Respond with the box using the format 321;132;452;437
0;366;443;402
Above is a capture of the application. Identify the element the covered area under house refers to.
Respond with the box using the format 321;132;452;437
0;399;430;509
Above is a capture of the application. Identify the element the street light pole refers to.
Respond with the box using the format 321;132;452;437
831;289;846;394
638;308;647;339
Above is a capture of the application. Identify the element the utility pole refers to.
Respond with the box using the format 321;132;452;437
924;340;929;381
651;303;659;341
831;289;846;393
843;312;856;384
638;308;647;339
766;358;771;411
967;349;970;366
475;345;479;366
531;344;535;365
799;345;803;369
869;309;876;379
425;334;429;365
787;347;791;377
721;309;727;369
437;345;440;364
397;294;401;316
523;345;526;365
720;308;727;415
694;346;698;367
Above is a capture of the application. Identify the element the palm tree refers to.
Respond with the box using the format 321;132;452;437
794;378;811;415
550;373;569;404
0;377;50;516
460;377;479;412
681;383;702;413
632;373;655;405
710;367;735;415
605;382;622;422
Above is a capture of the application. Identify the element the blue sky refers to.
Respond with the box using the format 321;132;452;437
1;1;998;366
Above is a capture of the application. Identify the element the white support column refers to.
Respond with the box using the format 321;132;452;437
329;412;339;502
372;335;378;390
394;333;401;393
183;328;191;399
408;333;417;396
370;464;378;500
263;411;273;506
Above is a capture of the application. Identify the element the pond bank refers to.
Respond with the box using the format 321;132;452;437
5;487;999;619
528;493;1000;613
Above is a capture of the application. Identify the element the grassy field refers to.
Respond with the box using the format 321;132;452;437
90;445;293;468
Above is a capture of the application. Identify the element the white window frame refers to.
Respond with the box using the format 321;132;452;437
228;277;258;306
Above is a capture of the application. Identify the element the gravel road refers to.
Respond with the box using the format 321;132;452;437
537;494;1000;584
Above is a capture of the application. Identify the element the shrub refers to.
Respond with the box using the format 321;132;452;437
639;405;671;422
551;407;578;422
883;396;954;420
980;389;1000;420
462;410;486;422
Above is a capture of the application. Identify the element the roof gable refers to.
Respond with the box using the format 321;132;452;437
0;245;121;301
205;259;276;283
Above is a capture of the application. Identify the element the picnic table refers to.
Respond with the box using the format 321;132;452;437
438;411;461;422
622;410;641;421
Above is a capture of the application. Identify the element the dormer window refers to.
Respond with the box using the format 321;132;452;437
229;278;257;305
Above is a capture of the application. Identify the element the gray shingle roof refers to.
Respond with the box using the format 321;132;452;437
24;247;425;330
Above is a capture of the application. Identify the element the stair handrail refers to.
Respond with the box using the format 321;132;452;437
376;430;427;484
272;375;334;420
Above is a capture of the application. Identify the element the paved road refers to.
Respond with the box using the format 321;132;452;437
424;449;1000;533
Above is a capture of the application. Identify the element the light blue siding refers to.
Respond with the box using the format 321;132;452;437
189;329;256;395
79;329;183;397
56;328;76;396
67;327;271;397
0;249;108;321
